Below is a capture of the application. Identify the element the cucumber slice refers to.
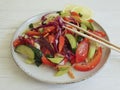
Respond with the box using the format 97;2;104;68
81;23;87;30
81;20;94;30
55;68;69;76
15;45;35;59
88;42;97;60
25;59;34;64
47;57;64;64
29;46;42;66
65;34;77;51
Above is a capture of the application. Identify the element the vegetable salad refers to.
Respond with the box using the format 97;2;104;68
13;5;106;79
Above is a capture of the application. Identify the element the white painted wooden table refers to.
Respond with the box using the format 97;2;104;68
0;0;120;90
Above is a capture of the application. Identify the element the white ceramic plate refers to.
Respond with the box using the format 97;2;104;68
11;11;111;84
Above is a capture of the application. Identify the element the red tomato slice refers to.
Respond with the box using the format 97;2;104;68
64;25;74;34
76;38;89;63
74;47;102;71
89;30;106;37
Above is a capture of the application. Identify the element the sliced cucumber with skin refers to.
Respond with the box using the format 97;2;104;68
81;20;94;30
29;46;42;66
55;68;69;76
88;42;97;60
65;34;77;51
25;59;35;64
15;45;35;59
47;57;64;64
81;23;87;30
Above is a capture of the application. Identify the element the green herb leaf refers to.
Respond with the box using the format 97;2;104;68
29;23;34;29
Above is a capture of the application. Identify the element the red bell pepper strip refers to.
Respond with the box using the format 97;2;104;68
43;26;55;34
41;55;56;67
13;39;23;48
64;25;74;34
48;34;55;43
43;33;49;38
74;47;102;71
70;12;81;22
70;11;80;17
76;38;89;63
88;19;94;23
58;36;65;52
63;17;74;23
24;38;34;46
26;31;40;36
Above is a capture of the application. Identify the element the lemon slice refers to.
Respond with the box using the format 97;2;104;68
71;6;93;20
63;4;77;13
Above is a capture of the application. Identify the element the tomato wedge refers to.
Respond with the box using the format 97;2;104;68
76;38;89;63
74;47;102;71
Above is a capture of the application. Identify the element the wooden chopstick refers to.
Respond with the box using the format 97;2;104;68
63;20;120;49
62;20;120;53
